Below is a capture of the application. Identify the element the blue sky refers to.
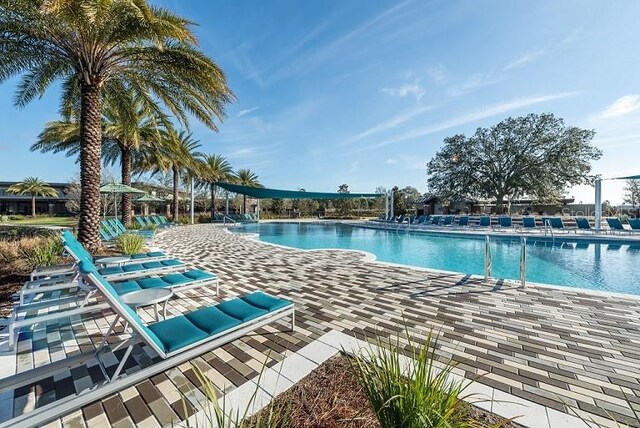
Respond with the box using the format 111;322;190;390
1;0;639;203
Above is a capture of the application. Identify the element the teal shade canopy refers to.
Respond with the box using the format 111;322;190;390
99;183;146;194
614;175;640;180
215;182;380;200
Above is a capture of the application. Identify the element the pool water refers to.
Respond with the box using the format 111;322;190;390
235;222;640;296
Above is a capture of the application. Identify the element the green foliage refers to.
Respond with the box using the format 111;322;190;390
197;214;211;223
6;177;58;198
623;180;640;210
179;365;291;428
18;236;63;270
177;215;191;225
335;184;354;218
426;113;601;212
349;327;474;428
142;223;157;231
128;221;142;230
9;215;25;221
115;234;145;255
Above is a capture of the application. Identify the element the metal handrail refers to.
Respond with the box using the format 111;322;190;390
520;236;527;288
484;235;492;280
222;215;238;226
543;219;554;238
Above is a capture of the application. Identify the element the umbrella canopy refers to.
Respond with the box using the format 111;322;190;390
136;193;164;203
99;183;146;194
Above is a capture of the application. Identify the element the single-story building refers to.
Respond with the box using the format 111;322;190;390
0;181;70;215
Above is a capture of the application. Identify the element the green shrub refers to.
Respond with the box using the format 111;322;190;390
142;223;157;231
349;327;474;428
197;214;211;224
127;221;142;230
115;233;145;255
177;215;190;225
9;215;25;221
18;236;63;270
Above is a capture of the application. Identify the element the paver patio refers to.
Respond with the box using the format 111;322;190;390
4;223;640;427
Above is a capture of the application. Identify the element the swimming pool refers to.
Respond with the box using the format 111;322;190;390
234;222;640;296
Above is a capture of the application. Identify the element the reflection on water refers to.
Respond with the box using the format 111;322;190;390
242;223;640;295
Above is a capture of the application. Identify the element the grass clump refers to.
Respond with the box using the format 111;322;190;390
0;235;62;271
348;327;475;428
179;365;291;428
142;223;157;231
115;233;145;255
127;221;142;230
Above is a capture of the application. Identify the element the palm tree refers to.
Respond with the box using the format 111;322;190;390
32;95;166;226
234;168;262;214
7;177;58;217
137;131;202;220
0;1;234;250
200;155;233;218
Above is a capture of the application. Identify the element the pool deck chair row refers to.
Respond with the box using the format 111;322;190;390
0;261;294;428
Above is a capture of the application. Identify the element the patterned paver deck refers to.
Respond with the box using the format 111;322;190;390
7;224;640;427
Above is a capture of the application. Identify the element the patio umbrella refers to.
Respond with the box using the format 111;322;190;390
135;193;165;216
99;183;145;220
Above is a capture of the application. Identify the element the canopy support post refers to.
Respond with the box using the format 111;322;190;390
385;192;389;218
390;191;394;219
594;178;602;231
257;199;260;221
225;191;229;216
190;177;195;225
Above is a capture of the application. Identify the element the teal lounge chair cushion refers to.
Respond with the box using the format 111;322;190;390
183;270;216;281
111;281;143;294
146;316;208;353
217;299;268;322
136;277;170;289
100;260;183;275
130;251;166;259
241;291;291;312
185;307;241;335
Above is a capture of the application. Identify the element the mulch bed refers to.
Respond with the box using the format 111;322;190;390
248;354;524;428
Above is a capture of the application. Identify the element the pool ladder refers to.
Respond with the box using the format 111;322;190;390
543;219;554;238
484;235;527;288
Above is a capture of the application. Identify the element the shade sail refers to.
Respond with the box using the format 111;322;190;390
215;182;380;199
613;175;640;180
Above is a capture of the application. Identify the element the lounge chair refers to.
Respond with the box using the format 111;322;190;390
457;216;469;227
606;217;628;234
627;218;640;231
62;231;187;281
428;215;442;226
442;216;454;226
159;215;177;226
478;216;491;227
575;217;595;233
522;216;537;231
0;261;292;427
109;218;155;239
135;216;147;228
497;216;512;230
411;215;425;225
549;217;574;233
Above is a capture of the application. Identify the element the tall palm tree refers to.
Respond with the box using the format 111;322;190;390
137;131;202;220
7;177;58;217
234;168;262;214
32;95;166;226
0;1;234;250
200;155;233;218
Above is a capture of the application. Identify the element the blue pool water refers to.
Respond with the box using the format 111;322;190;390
235;222;640;296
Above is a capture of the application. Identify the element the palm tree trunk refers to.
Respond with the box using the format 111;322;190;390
31;195;36;218
121;145;132;226
211;184;216;219
243;195;247;214
172;166;179;220
77;83;103;252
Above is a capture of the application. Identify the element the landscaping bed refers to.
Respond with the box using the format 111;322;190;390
247;354;524;428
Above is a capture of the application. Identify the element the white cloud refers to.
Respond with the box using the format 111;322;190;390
345;104;433;144
598;95;640;119
236;106;260;118
503;48;549;71
385;158;398;164
381;82;424;100
448;72;501;96
427;65;447;84
355;91;580;152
